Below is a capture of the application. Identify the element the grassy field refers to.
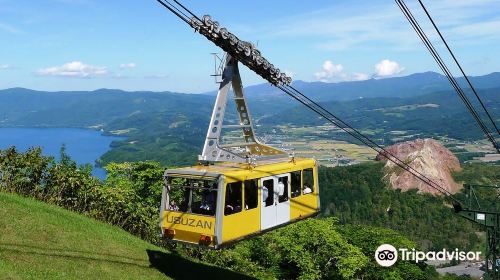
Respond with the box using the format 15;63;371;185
0;192;253;280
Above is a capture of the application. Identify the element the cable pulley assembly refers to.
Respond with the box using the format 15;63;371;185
189;14;292;86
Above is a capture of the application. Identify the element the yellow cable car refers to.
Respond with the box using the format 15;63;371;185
159;55;320;248
160;158;319;248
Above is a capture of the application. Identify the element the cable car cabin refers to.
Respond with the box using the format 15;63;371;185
159;158;319;248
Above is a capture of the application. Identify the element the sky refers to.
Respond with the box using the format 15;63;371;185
0;0;499;93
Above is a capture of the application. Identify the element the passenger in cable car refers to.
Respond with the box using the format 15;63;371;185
244;181;258;210
277;177;288;202
169;200;179;211
225;204;233;214
263;180;274;206
291;172;301;198
262;183;268;203
225;200;241;215
234;198;242;213
200;185;215;212
277;178;285;196
303;169;314;195
303;184;312;194
189;181;215;216
225;183;242;215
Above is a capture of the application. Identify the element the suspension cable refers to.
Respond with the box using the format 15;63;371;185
417;0;500;136
397;0;493;145
171;0;202;21
156;0;190;24
396;0;499;152
397;0;496;147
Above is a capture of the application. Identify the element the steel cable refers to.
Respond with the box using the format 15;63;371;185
417;0;500;136
396;0;499;152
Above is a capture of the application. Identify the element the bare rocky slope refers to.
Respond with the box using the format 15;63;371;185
376;138;462;195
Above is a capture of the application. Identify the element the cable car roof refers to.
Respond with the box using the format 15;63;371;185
165;157;316;181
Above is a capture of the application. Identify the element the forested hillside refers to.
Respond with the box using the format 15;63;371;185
318;162;500;251
98;110;208;166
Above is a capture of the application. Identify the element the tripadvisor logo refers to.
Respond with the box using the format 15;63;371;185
374;244;482;267
375;244;398;267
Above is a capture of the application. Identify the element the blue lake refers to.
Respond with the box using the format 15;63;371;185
0;128;124;179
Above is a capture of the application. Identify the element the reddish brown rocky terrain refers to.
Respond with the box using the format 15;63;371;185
376;138;462;195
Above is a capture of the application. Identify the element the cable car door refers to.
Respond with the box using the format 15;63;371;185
261;176;276;230
261;174;290;230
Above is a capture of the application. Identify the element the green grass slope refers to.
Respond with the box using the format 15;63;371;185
0;192;253;280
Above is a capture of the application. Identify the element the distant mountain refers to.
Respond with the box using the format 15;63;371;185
203;71;500;102
1;71;498;165
261;86;500;142
0;88;213;127
3;72;498;125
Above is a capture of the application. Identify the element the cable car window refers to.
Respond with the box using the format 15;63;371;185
166;177;189;212
166;177;217;216
278;176;289;203
225;182;242;216
263;179;274;207
192;181;217;216
303;169;314;195
291;171;301;198
244;179;258;210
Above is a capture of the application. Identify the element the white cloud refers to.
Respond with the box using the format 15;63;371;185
314;60;344;82
374;59;405;77
314;59;406;82
36;61;108;78
352;72;370;81
314;60;369;82
119;62;136;69
0;64;11;70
